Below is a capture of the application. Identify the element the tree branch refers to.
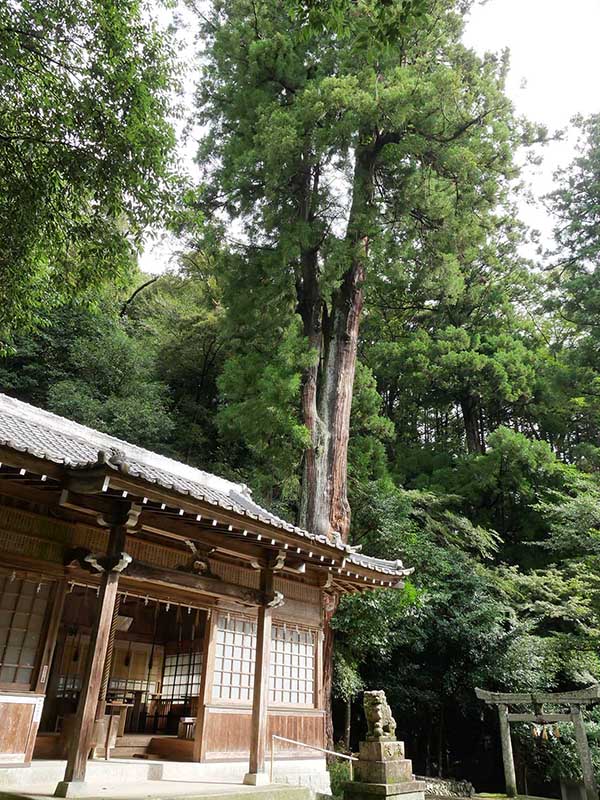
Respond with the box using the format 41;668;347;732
120;276;160;317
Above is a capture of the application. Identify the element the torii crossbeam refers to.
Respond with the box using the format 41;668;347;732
476;686;600;800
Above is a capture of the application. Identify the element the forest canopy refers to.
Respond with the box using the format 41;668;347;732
1;0;600;793
0;0;177;348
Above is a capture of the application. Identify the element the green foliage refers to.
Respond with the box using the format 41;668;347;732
217;317;312;504
125;271;230;470
513;709;600;784
0;287;175;450
0;0;177;347
328;760;352;800
548;114;600;280
184;0;526;531
5;0;600;791
333;650;365;704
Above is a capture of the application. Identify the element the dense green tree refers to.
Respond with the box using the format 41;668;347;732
0;0;177;347
547;114;600;333
125;271;232;471
0;286;175;450
190;0;523;544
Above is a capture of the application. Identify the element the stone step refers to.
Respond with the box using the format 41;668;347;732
98;747;150;759
344;779;426;798
0;758;330;795
115;734;156;748
0;761;156;788
0;782;312;800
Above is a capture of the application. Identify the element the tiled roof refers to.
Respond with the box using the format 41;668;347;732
0;393;411;579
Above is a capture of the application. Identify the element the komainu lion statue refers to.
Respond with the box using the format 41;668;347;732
363;690;397;741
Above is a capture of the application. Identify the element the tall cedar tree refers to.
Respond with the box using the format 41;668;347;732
194;0;520;538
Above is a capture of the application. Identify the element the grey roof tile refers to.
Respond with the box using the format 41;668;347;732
0;393;410;578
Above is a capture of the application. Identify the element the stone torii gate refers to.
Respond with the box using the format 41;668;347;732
476;686;600;800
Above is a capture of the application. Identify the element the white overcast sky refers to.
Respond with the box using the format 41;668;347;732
139;0;600;274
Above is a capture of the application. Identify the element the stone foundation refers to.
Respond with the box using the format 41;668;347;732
343;736;424;800
414;776;475;798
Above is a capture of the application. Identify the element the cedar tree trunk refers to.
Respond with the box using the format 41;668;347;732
298;143;375;542
296;141;377;747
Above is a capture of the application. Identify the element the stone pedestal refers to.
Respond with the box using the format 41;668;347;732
343;738;425;800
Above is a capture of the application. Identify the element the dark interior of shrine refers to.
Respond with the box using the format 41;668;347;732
40;585;207;737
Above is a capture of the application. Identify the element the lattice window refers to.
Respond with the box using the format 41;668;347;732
0;573;51;689
269;624;314;706
162;652;203;700
212;614;256;702
211;613;317;707
56;675;82;698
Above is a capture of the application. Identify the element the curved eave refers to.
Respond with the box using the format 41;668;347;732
0;390;413;589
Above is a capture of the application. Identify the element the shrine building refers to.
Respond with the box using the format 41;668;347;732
0;393;410;796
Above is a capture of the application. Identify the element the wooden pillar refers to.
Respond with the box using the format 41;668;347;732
572;706;599;800
244;568;274;785
36;580;67;695
55;505;137;797
34;580;67;752
498;703;517;798
192;609;217;762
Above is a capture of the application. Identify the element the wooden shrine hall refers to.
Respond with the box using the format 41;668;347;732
0;393;411;796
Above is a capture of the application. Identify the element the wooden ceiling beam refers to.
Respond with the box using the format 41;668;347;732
139;514;265;562
124;560;276;607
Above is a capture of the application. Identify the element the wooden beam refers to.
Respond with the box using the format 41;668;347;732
244;567;274;785
0;477;63;508
476;686;600;705
192;610;217;762
2;453;390;584
507;713;573;723
124;560;277;606
55;506;136;794
35;580;67;694
498;704;517;798
105;473;342;563
7;474;376;585
65;469;109;495
572;706;599;800
60;491;279;567
59;488;127;521
140;513;265;561
97;595;122;719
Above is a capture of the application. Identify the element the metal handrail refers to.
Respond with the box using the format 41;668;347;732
270;734;357;782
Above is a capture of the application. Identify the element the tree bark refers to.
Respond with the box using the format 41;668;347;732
295;142;376;749
344;696;352;751
298;143;374;542
460;394;485;454
437;702;444;778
